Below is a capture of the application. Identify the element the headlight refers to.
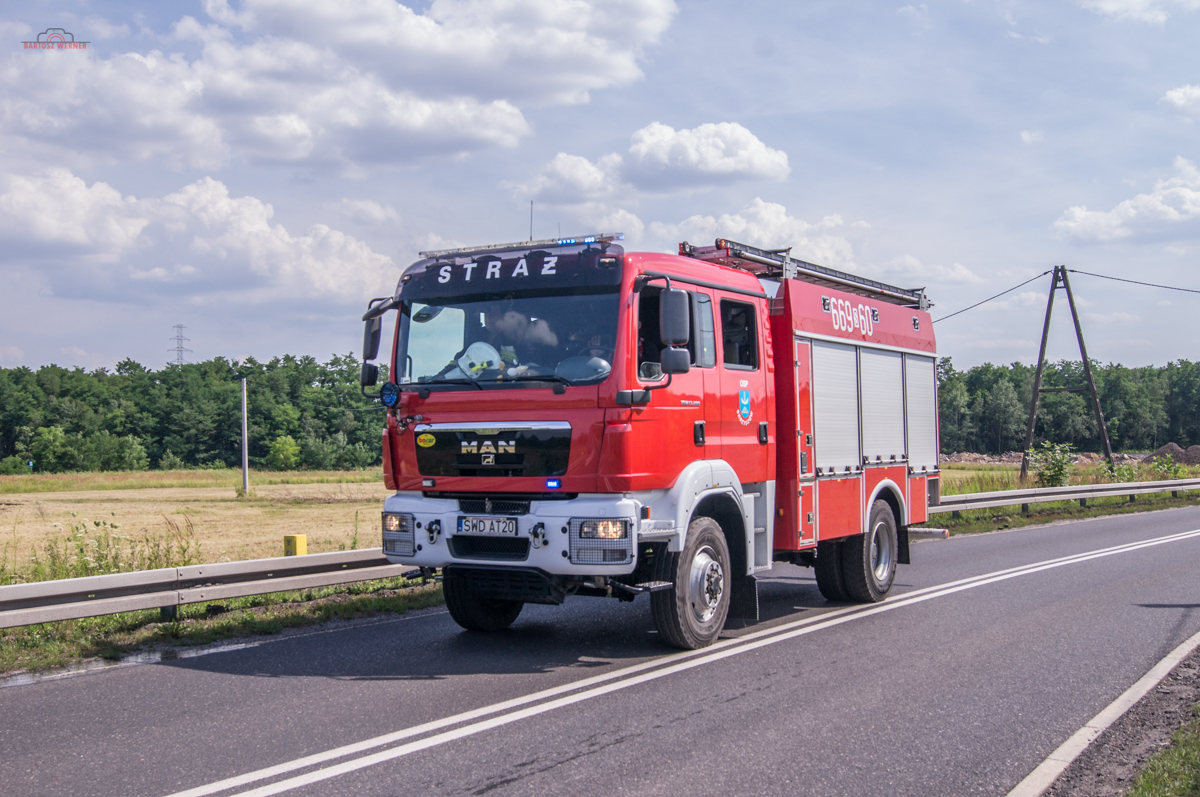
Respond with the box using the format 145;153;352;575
578;519;628;539
383;513;413;533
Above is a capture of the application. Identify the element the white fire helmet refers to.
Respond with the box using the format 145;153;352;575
457;342;501;378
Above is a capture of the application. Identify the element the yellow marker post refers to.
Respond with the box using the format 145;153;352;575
283;534;307;556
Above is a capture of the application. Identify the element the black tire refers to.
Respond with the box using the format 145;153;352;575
841;500;899;602
815;539;848;602
651;516;731;650
442;570;524;632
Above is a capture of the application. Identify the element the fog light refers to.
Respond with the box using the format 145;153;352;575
579;519;628;540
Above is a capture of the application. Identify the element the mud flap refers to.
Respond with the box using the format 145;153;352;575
728;573;759;621
898;526;911;565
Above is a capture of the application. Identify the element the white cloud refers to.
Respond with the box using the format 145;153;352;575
647;198;856;268
0;345;23;364
1055;156;1200;241
1020;130;1044;144
516;121;788;202
1084;311;1140;323
625;122;790;188
1163;84;1200;115
0;0;677;170
869;254;984;286
1076;0;1200;23
335;198;401;226
0;169;396;305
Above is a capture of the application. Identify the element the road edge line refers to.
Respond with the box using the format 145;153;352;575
1006;627;1200;797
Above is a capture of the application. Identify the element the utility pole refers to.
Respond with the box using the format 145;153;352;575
1019;266;1114;481
168;324;192;365
241;377;249;496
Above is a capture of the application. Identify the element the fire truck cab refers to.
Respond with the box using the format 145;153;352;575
361;234;938;649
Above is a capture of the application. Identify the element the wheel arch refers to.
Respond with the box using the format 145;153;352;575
691;491;748;579
866;478;905;532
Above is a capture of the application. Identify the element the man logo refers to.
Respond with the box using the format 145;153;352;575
482;454;495;465
461;440;515;454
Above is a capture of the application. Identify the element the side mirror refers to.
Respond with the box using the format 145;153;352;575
362;316;382;362
660;347;690;375
659;288;690;347
360;362;379;387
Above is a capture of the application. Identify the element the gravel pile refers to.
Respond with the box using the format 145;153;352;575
1141;443;1200;465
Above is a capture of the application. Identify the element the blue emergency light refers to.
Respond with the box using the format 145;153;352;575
546;479;561;490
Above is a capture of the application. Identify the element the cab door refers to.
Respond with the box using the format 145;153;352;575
715;295;769;482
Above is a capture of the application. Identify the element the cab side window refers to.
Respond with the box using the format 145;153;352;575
637;288;665;381
720;299;758;369
692;293;716;367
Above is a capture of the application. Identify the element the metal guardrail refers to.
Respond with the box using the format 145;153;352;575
2;478;1198;630
0;549;416;629
930;477;1200;514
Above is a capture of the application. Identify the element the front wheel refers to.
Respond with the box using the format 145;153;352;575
651;516;731;649
841;500;899;602
443;570;524;631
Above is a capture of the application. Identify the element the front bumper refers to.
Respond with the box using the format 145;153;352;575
381;492;644;575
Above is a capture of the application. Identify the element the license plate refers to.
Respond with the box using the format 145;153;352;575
457;516;519;536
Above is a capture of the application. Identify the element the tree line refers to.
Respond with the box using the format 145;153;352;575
938;358;1200;455
0;355;386;474
1;354;1197;474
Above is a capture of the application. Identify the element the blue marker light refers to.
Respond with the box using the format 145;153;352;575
546;479;561;489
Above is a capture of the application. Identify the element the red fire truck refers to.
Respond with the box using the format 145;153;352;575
360;234;939;649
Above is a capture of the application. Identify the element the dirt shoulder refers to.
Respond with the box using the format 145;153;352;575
1046;647;1200;796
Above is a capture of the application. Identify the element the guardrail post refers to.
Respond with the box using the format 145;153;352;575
1129;494;1136;503
1079;498;1087;508
952;510;961;519
1022;503;1030;514
1173;490;1180;499
159;606;177;621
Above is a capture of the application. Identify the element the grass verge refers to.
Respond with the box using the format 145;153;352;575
0;577;443;676
929;490;1200;536
0;468;382;495
1127;705;1200;796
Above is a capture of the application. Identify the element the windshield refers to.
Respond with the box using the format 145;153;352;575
397;290;620;388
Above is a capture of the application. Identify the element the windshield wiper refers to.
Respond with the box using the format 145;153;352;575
423;377;484;391
505;374;572;392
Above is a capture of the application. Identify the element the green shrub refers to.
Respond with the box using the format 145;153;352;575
157;449;185;470
267;434;300;471
1107;461;1141;483
0;456;29;475
1151;455;1187;480
1028;441;1073;487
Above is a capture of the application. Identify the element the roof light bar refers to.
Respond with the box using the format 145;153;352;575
419;233;624;260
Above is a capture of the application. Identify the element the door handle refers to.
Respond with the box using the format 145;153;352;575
694;420;706;447
758;421;768;445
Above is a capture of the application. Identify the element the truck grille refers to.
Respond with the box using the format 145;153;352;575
448;536;530;561
449;566;567;605
458;498;531;516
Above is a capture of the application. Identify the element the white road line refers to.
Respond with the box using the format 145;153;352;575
166;527;1200;797
1007;626;1200;797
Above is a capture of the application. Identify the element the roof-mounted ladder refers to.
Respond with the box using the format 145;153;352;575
679;238;930;309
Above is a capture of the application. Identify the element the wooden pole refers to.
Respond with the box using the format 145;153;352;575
241;377;249;496
1060;269;1115;469
1020;268;1060;482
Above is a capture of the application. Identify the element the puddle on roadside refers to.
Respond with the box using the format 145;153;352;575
0;640;260;689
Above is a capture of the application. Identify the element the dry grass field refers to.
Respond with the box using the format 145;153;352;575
0;470;390;569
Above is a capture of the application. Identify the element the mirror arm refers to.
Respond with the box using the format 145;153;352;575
362;296;400;321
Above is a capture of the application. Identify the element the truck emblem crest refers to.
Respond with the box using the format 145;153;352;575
738;389;753;425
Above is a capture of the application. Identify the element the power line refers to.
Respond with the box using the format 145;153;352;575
1067;269;1200;295
933;270;1052;323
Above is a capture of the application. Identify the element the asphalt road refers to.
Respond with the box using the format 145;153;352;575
5;506;1200;797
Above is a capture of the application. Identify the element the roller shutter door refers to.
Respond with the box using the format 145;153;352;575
812;340;860;473
905;355;938;470
860;349;905;462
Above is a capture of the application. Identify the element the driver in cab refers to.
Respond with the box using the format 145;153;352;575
439;303;558;380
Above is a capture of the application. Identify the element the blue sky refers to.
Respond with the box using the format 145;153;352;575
1;0;1199;371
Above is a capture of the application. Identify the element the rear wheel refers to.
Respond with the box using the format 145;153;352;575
841;500;898;602
815;539;848;601
651;516;731;649
443;570;524;631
